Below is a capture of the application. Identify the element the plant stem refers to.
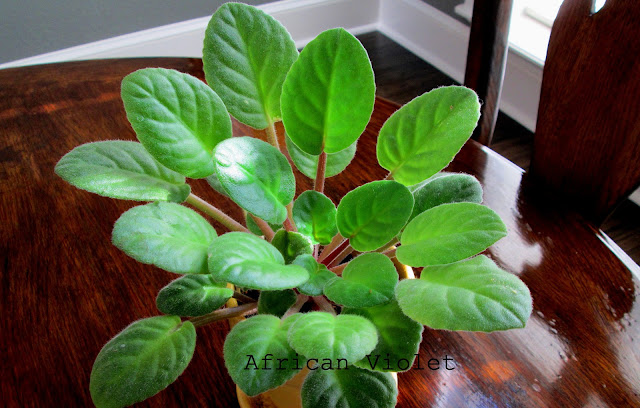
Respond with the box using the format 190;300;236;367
313;296;336;315
384;172;394;180
318;235;345;262
190;302;257;328
265;120;280;151
391;256;415;279
329;262;348;276
282;294;309;319
284;202;297;232
382;248;396;259
376;237;399;253
233;291;257;304
249;214;275;241
186;194;250;233
321;238;350;266
327;244;354;268
315;151;327;193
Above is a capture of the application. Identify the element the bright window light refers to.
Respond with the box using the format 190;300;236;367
509;0;607;64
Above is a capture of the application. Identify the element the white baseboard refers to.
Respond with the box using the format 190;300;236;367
378;0;540;132
0;0;379;69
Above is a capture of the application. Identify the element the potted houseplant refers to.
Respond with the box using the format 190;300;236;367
55;3;533;407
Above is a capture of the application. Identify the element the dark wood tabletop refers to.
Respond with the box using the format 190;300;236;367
1;58;639;407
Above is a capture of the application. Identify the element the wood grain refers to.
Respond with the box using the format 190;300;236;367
530;0;640;225
1;58;639;407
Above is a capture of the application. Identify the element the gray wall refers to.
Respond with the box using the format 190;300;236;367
0;0;270;64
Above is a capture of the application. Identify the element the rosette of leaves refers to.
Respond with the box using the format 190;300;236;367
54;3;533;408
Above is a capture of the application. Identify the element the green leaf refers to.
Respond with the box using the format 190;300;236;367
285;135;357;179
292;191;338;245
397;202;506;266
396;255;532;331
301;365;397;408
288;312;378;364
292;254;335;296
156;275;233;316
323;253;398;308
121;68;231;178
208;232;308;290
206;168;229;198
203;2;298;129
281;28;375;155
90;316;196;408
344;300;423;372
213;137;295;224
55;141;190;202
224;315;302;396
377;86;480;185
245;212;282;236
258;289;297;318
271;230;314;264
336;180;414;252
409;172;483;222
112;202;217;274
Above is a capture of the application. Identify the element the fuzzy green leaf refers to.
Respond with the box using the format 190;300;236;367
288;312;378;364
377;86;480;185
205;168;229;198
90;316;195;408
224;315;302;396
292;191;337;245
285;135;357;179
203;2;298;129
121;68;231;178
301;365;398;408
409;172;483;222
281;28;375;155
271;230;314;264
258;289;297;318
156;275;233;316
323;253;397;308
345;300;423;372
397;202;506;266
293;254;335;296
208;232;308;290
55;141;190;202
336;180;414;252
112;202;217;274
396;255;532;331
213;137;295;224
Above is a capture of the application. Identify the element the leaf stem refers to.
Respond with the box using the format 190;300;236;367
327;244;354;268
384;172;394;180
382;248;396;259
249;214;275;241
391;256;415;280
282;294;309;319
314;151;327;193
233;291;257;304
376;237;399;253
186;194;250;233
190;302;257;328
284;202;297;232
318;235;345;262
265;120;280;151
313;296;336;315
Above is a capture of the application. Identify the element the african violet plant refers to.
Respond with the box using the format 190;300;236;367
55;3;532;408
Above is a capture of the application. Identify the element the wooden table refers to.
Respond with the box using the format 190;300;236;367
1;58;639;407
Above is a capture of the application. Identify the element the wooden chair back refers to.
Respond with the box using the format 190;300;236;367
529;0;640;224
466;0;640;225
